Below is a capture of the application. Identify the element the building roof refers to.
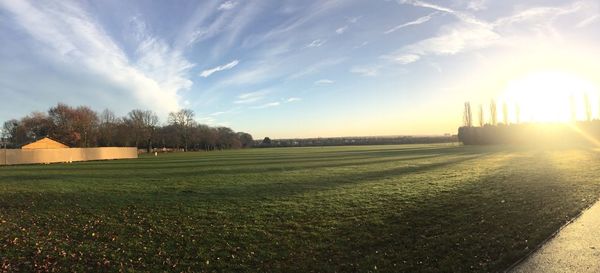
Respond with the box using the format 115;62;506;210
21;137;69;149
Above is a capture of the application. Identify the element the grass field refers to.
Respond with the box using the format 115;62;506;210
2;144;600;272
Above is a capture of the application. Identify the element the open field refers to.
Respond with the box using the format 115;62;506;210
2;144;600;272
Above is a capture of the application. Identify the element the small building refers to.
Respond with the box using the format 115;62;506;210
21;137;69;149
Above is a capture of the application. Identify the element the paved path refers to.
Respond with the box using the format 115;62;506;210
509;201;600;273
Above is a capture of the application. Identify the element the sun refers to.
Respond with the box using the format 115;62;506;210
500;71;599;123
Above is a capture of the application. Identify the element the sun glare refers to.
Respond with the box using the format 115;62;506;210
501;71;599;123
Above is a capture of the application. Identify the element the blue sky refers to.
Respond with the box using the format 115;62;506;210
1;0;599;138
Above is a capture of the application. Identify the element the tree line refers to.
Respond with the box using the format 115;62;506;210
256;135;457;147
459;94;599;145
1;103;253;151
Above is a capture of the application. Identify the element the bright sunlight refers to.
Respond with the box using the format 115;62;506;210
501;71;600;123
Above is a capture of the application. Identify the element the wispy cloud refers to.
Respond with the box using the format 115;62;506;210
467;0;487;11
354;41;369;49
315;79;334;85
241;1;346;48
350;66;379;77
197;116;216;124
429;62;442;73
307;39;326;48
413;23;496;54
576;14;600;28
249;97;299;110
347;16;361;23
286;97;302;103
386;0;583;66
385;12;437;34
218;1;237;11
335;15;361;35
398;0;487;26
288;58;345;79
219;61;281;86
0;0;193;116
493;3;582;27
385;54;421;64
234;90;269;104
200;60;239;77
251;102;280;109
209;107;240;117
175;2;227;48
336;26;348;34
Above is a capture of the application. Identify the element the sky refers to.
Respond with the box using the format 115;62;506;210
1;0;599;138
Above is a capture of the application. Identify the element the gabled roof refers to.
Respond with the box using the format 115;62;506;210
21;137;69;149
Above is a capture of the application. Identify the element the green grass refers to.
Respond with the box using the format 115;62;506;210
2;144;600;272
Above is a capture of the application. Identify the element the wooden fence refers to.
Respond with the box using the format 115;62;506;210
0;147;137;165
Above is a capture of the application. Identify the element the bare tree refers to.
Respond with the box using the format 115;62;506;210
463;102;472;127
584;93;592;122
98;109;118;146
2;119;26;148
21;112;51;141
73;106;99;147
126;109;159;151
168;109;196;151
570;95;576;122
515;103;521;124
490;100;497;126
502;102;508;125
478;104;484;127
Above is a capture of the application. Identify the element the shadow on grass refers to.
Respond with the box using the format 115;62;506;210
290;150;600;273
0;147;487;184
9;148;580;272
0;145;469;171
0;150;493;209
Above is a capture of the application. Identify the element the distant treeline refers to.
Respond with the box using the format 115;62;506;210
256;135;458;147
1;103;253;151
458;122;600;145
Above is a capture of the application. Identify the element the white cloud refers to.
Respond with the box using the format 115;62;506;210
398;0;454;13
175;2;227;48
219;62;280;86
466;0;487;11
350;66;379;77
251;102;280;109
388;54;421;64
196;116;230;127
429;62;442;73
198;116;216;124
234;90;269;104
200;60;239;77
336;26;348;34
315;79;334;85
288;58;345;79
398;0;487;26
218;1;237;11
576;14;600;28
286;97;302;103
405;23;498;56
385;12;437;34
493;4;582;27
0;0;193;117
307;39;326;48
384;1;586;68
210;111;226;116
354;41;369;49
348;16;361;23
